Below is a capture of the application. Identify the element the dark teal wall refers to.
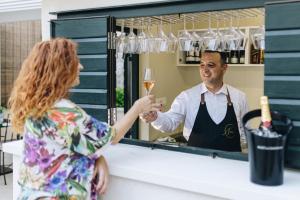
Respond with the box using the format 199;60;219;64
265;1;300;168
51;17;110;122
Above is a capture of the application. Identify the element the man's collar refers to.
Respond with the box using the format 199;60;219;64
200;83;227;95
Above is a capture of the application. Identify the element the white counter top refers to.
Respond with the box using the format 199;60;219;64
3;141;300;200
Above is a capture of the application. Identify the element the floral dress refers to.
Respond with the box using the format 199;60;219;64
18;99;115;200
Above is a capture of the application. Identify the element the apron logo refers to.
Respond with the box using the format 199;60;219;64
223;124;235;139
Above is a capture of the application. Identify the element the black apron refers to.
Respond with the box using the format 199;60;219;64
187;90;241;152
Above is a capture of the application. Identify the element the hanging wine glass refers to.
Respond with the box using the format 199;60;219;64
116;19;127;59
157;16;169;53
137;18;148;54
251;8;265;50
168;19;178;53
251;25;265;50
147;18;156;53
214;14;226;51
178;14;193;51
202;13;217;50
223;15;242;51
235;12;247;50
127;18;138;54
154;24;162;53
191;17;203;53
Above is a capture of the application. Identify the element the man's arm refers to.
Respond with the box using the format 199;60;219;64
140;91;187;132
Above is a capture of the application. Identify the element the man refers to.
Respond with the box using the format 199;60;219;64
141;51;248;152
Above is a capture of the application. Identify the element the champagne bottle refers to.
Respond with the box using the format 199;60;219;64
259;96;280;138
260;96;272;130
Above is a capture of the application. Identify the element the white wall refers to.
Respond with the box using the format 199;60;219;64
42;0;166;40
0;9;41;23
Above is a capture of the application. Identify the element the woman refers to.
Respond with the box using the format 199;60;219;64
8;38;160;200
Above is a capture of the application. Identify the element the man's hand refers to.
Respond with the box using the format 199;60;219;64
134;95;161;114
139;111;158;123
93;156;109;195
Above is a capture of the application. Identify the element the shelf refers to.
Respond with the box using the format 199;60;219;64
176;64;264;67
177;26;264;68
228;64;264;67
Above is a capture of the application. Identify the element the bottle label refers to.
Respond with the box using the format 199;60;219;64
231;57;238;64
261;96;272;128
240;57;245;64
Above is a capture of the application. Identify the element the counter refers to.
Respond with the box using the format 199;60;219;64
3;141;300;200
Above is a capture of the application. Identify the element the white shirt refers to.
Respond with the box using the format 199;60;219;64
152;83;248;143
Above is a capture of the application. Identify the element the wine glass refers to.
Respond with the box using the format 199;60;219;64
116;19;127;59
143;68;155;96
178;14;193;51
223;16;242;51
214;15;226;52
147;18;156;53
127;18;138;54
137;18;148;54
191;17;201;44
250;25;265;50
168;19;178;53
202;13;217;50
235;12;248;50
157;16;169;53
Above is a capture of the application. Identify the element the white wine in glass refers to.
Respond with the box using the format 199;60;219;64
143;68;155;95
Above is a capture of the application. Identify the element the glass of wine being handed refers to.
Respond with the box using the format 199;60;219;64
143;67;155;116
143;68;155;96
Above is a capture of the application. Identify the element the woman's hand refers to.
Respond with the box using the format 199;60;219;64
139;111;158;123
134;95;161;114
93;156;109;195
111;95;161;144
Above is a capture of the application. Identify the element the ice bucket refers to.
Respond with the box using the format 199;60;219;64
242;109;293;186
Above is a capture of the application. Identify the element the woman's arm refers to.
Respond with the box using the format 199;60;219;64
93;156;109;195
112;95;161;144
58;95;160;157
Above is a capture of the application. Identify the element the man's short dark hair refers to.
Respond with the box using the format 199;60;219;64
202;50;227;65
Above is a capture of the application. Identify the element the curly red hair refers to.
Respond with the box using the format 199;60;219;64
8;38;79;133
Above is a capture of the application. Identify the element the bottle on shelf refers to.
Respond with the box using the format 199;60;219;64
239;49;245;64
223;50;230;64
250;44;260;64
259;48;264;64
194;41;201;64
185;46;195;64
230;50;239;64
